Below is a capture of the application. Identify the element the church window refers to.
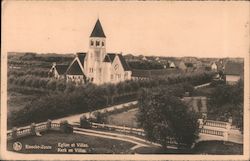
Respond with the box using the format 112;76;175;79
96;41;100;46
90;40;94;46
102;41;104;46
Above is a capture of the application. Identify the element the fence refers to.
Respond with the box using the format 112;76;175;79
91;122;145;136
7;120;61;141
199;128;224;137
90;120;230;143
90;122;185;146
204;120;230;129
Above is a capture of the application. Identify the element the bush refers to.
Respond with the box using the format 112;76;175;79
60;120;73;133
80;116;91;129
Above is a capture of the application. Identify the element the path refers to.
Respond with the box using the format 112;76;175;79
73;127;161;150
54;101;138;124
194;82;211;89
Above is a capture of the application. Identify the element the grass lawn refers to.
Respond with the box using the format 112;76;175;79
105;108;139;128
192;141;243;154
7;131;135;154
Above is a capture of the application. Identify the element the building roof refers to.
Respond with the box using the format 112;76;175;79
117;54;130;71
55;65;69;75
224;62;244;75
66;60;85;75
104;53;130;71
76;52;86;67
107;53;116;62
103;55;112;62
90;19;106;38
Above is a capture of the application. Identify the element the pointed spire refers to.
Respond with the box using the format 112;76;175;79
90;19;106;38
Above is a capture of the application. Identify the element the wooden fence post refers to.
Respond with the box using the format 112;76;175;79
12;127;18;140
46;119;52;130
30;123;36;135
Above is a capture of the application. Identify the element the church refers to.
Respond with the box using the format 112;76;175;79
49;19;132;85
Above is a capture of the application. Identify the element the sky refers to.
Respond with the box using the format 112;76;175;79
2;1;249;58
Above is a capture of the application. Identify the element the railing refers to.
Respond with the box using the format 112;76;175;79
199;128;224;136
204;120;228;129
91;122;145;136
35;123;48;132
90;122;180;145
7;121;61;141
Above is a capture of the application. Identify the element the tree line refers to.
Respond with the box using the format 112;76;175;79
8;72;214;128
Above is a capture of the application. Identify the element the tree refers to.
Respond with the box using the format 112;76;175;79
137;88;199;149
208;79;243;132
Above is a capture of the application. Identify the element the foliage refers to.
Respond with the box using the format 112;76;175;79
137;88;199;149
60;120;73;133
208;79;243;132
80;116;92;129
128;60;164;70
92;111;106;123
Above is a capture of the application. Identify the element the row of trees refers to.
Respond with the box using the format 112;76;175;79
8;68;49;77
8;75;70;92
8;72;214;128
8;71;214;95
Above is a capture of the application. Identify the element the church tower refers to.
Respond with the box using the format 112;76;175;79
85;19;107;84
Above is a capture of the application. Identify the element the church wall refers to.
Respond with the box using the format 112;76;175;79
110;55;127;84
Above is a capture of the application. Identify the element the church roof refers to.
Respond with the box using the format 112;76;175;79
55;65;69;75
90;19;106;38
104;53;130;71
103;55;112;62
76;52;86;67
107;53;116;62
66;60;85;75
117;54;130;71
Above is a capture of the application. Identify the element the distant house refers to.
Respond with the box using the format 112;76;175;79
224;62;243;85
142;56;147;61
155;57;160;61
169;61;176;68
211;62;218;71
174;60;187;71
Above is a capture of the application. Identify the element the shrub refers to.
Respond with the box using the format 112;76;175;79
59;120;73;133
80;116;91;129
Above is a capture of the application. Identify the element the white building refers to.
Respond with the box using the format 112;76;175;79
211;62;218;71
49;19;132;85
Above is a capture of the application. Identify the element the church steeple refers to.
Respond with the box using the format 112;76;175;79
90;19;106;38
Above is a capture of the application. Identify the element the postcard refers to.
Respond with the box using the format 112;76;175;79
1;1;249;160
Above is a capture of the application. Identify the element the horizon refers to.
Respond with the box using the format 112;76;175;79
3;1;249;58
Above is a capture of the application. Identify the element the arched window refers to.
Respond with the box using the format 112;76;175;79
102;41;104;47
96;41;100;46
90;40;94;46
